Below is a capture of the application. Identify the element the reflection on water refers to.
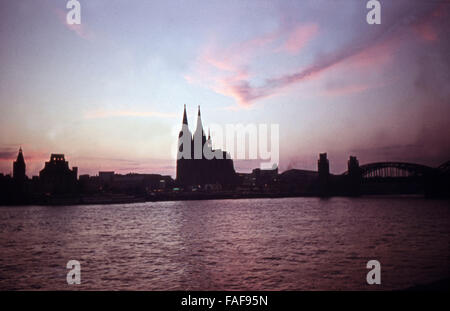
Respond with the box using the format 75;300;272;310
0;197;449;290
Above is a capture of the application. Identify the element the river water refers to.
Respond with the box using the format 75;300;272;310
0;197;449;290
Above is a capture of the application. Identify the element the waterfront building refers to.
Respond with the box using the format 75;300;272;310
39;154;78;194
318;153;330;196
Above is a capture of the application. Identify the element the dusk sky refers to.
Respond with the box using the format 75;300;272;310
0;0;449;177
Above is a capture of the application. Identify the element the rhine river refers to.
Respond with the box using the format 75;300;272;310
0;197;449;290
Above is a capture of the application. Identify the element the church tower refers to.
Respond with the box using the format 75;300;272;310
177;104;192;159
13;147;26;181
176;105;236;188
193;105;206;160
176;105;193;184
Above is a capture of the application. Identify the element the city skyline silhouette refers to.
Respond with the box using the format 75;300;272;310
1;0;449;177
0;106;448;205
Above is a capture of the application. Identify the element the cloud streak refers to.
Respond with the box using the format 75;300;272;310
0;150;16;160
279;23;319;54
186;22;319;106
188;2;445;106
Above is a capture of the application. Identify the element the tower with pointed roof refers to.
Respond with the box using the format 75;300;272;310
177;104;193;183
178;105;192;156
193;105;207;160
13;147;26;182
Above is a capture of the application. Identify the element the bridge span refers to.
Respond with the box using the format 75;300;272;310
342;162;434;179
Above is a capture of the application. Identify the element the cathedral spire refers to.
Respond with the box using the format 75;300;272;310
182;104;188;125
194;105;205;138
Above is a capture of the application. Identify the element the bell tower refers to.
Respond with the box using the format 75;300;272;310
13;147;26;182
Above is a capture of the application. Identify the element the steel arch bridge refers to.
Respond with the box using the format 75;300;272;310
343;162;433;179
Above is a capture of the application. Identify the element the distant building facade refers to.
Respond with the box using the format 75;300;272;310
347;156;362;196
176;105;236;187
39;154;78;194
318;153;330;196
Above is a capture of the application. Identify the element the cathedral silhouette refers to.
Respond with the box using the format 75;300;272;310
176;105;236;187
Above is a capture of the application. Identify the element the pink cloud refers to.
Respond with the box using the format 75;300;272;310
186;24;312;106
223;37;395;105
344;36;397;69
186;20;387;106
187;4;445;108
195;6;444;106
279;23;319;54
413;21;438;42
185;41;255;106
413;2;447;43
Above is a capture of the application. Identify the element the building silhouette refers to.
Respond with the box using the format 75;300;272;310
1;141;448;204
13;147;26;182
39;154;78;194
318;153;330;196
176;105;236;187
347;156;362;196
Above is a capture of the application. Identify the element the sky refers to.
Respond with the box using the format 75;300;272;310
0;0;449;177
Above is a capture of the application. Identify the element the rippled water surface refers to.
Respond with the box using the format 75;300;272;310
0;197;449;290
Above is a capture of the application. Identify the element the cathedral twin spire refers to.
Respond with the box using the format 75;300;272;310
176;105;236;184
181;105;206;140
178;105;209;160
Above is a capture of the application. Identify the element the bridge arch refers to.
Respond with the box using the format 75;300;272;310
343;162;433;178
